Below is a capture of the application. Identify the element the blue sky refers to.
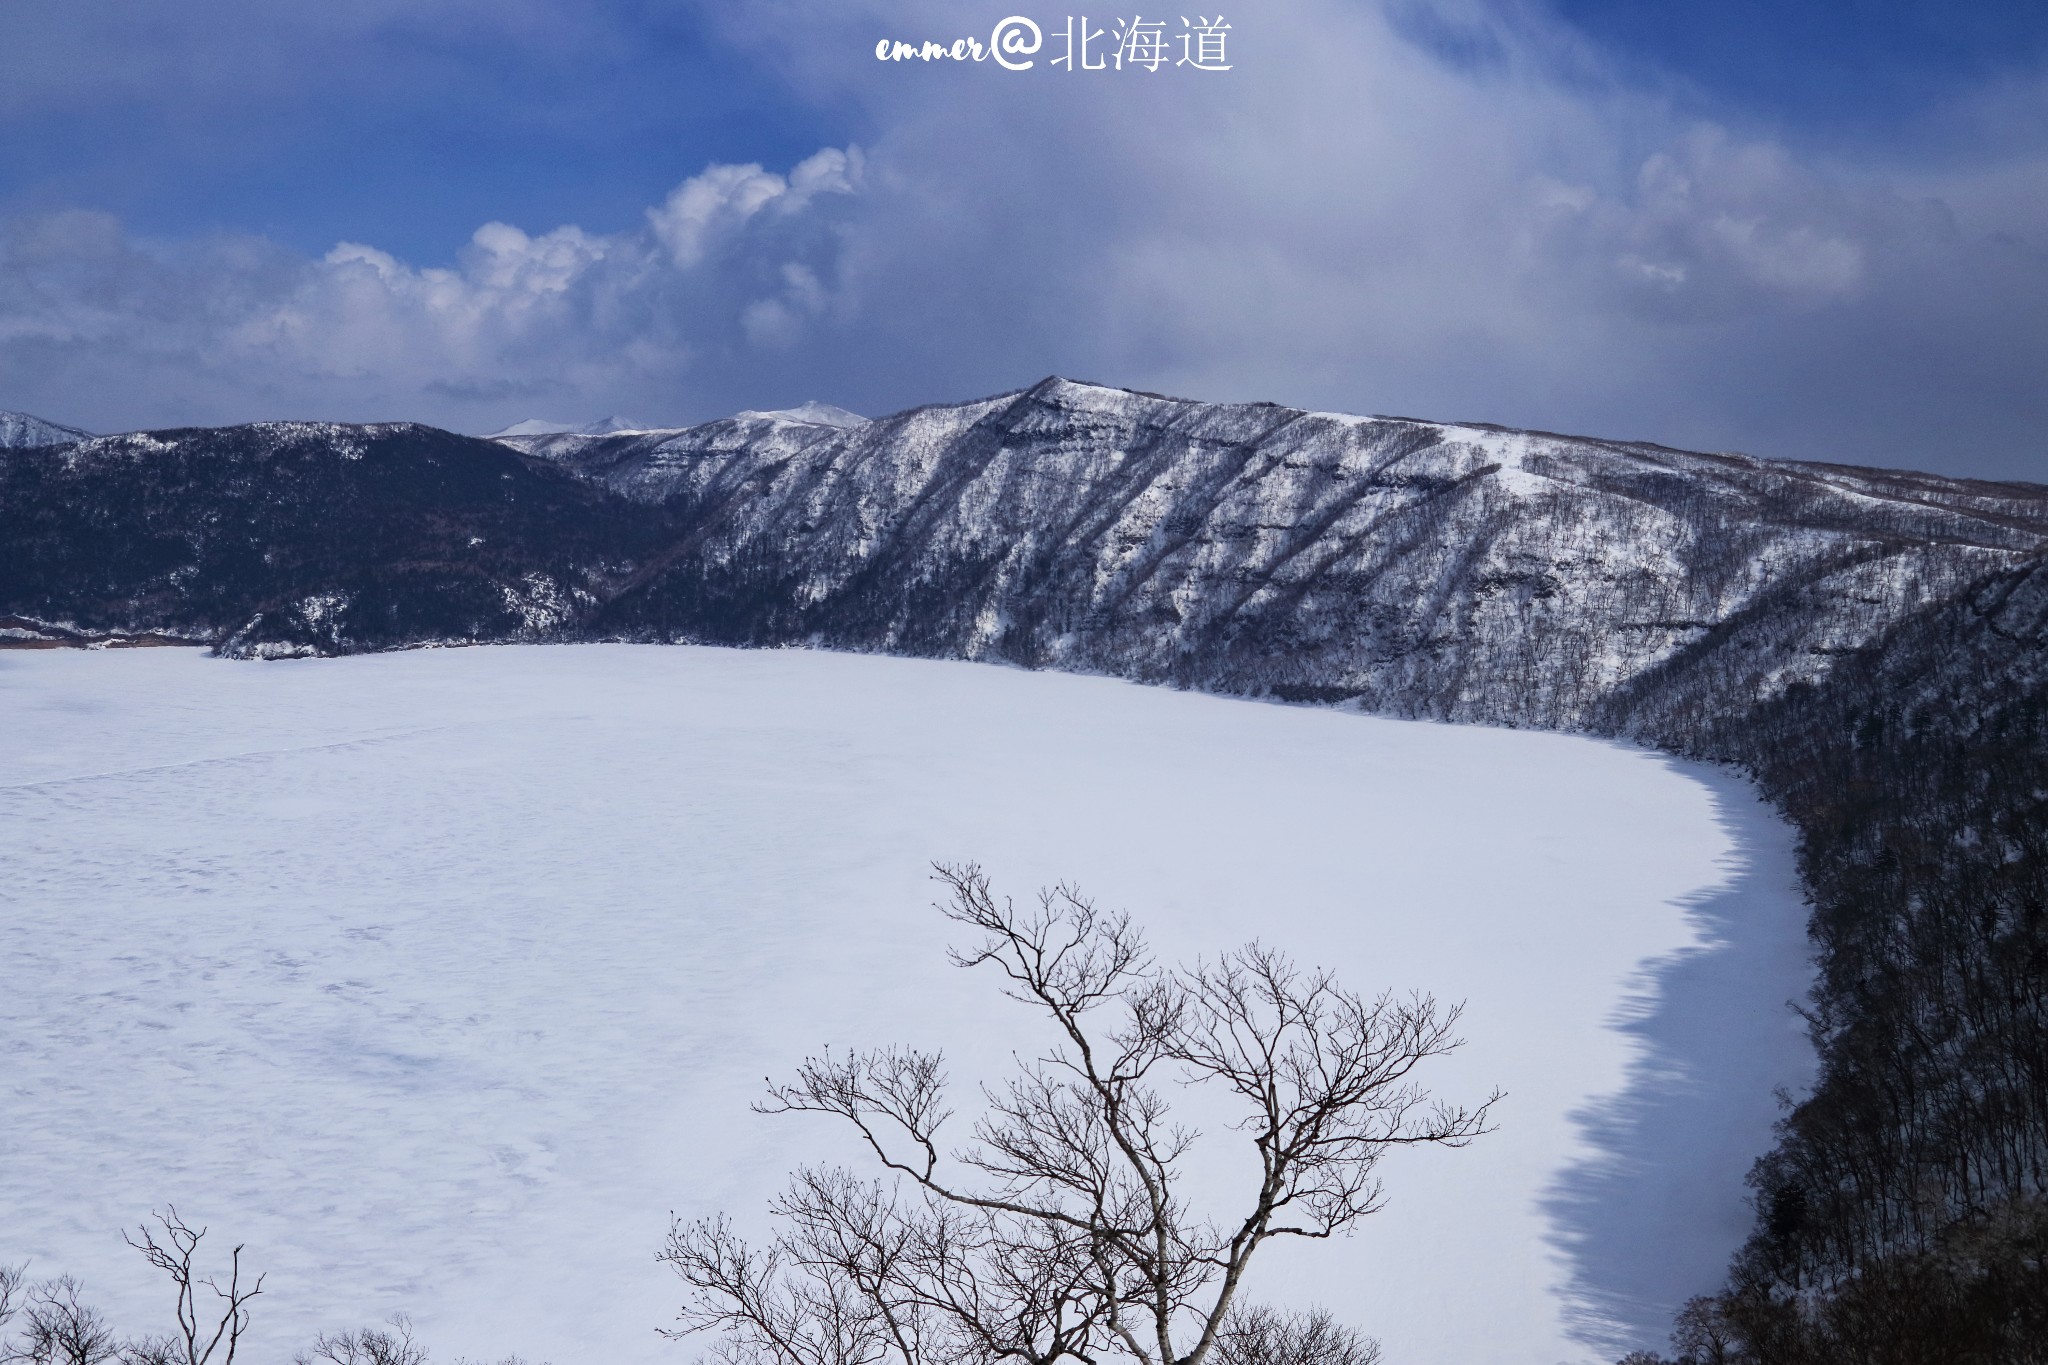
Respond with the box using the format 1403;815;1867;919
0;4;847;261
1552;0;2048;138
2;1;2046;478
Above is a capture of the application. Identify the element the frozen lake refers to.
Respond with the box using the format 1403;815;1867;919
0;645;1812;1364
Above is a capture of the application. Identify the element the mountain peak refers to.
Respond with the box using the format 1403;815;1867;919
0;409;93;448
482;418;577;438
482;416;653;440
733;401;867;430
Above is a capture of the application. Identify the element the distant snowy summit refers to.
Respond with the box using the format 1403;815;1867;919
481;418;577;438
483;403;865;445
732;401;867;430
0;409;92;448
481;416;653;439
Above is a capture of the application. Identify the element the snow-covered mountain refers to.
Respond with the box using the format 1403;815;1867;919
565;377;2048;742
482;418;579;438
437;376;2048;751
735;400;866;429
7;376;2044;739
482;415;653;440
0;409;91;448
491;401;863;470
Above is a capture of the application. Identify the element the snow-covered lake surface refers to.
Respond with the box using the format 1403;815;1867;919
1;645;1813;1365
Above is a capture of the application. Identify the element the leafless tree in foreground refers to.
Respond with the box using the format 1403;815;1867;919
663;862;1500;1365
120;1210;263;1365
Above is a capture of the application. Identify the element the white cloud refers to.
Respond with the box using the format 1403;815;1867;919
2;1;2045;477
647;148;862;268
255;223;625;378
1532;129;1880;321
0;146;865;426
648;163;795;269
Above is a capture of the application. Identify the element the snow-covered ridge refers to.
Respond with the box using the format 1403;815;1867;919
0;408;92;448
482;415;656;439
500;374;2048;735
51;420;440;468
6;374;2048;748
733;400;866;429
485;403;862;456
483;418;578;438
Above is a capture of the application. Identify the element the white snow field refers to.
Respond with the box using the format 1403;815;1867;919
1;645;1813;1365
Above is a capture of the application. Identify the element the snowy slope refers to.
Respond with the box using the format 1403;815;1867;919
485;400;858;468
564;377;2048;737
0;645;1811;1365
733;400;866;429
0;408;91;447
481;418;579;437
489;403;853;475
484;416;656;441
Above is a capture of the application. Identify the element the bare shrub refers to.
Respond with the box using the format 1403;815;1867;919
1211;1304;1381;1365
4;1276;119;1365
296;1317;428;1365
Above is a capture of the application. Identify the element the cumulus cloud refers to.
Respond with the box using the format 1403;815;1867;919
648;147;861;267
0;149;863;427
2;0;2046;477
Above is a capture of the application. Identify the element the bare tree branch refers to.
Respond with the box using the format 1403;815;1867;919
664;863;1500;1365
122;1210;264;1365
295;1316;428;1365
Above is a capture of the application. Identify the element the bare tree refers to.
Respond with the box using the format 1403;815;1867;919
296;1317;428;1365
663;862;1499;1365
0;1266;22;1343
2;1241;542;1365
3;1276;120;1365
1209;1305;1380;1365
121;1211;263;1365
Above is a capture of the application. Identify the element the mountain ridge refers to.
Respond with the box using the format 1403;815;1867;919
7;377;2047;715
0;408;93;449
